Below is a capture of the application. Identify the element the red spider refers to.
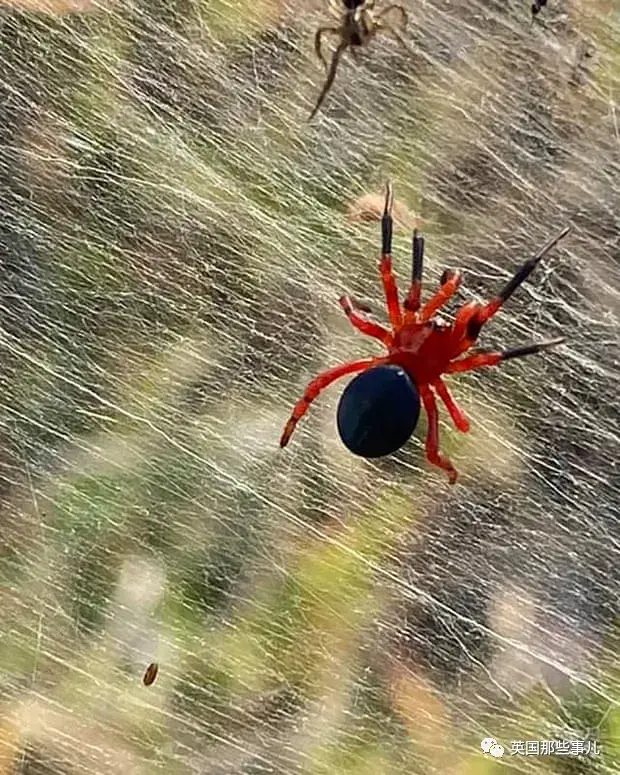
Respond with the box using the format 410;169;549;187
280;183;570;483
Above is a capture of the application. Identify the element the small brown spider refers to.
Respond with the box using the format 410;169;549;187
309;0;409;121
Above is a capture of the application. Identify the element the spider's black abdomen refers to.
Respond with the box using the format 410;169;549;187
336;365;420;459
349;29;364;46
343;0;364;9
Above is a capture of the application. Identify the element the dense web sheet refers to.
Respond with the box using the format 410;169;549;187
0;0;618;773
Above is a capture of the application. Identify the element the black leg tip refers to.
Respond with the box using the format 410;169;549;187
383;181;394;216
381;182;394;254
412;230;425;282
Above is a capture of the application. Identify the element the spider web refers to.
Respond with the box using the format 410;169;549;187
0;0;618;773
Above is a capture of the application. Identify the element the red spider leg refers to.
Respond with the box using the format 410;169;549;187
418;268;463;323
403;229;425;324
474;226;571;325
419;385;458;483
445;337;565;375
280;357;387;447
339;296;393;346
448;227;571;357
379;182;403;330
432;377;470;433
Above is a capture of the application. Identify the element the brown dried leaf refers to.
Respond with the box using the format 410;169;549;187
346;192;421;231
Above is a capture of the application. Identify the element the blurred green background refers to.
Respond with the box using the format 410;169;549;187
0;0;618;772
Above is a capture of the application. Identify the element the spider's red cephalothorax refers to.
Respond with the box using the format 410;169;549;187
280;183;570;483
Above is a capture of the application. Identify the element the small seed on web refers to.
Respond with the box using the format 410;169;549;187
143;662;159;686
